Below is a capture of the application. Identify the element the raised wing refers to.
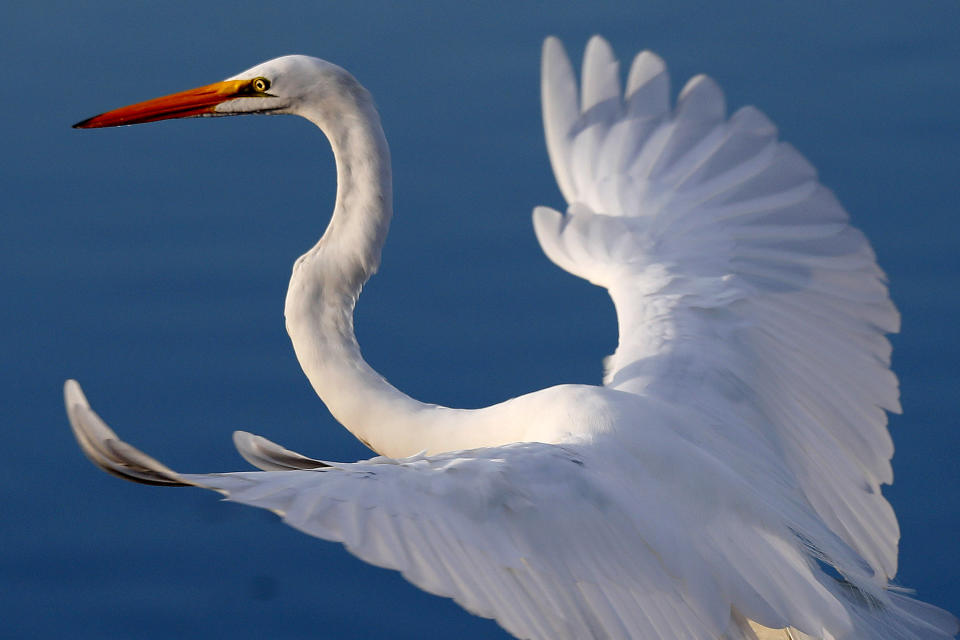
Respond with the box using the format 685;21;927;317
535;37;902;582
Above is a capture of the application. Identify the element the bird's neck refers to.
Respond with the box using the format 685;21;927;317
284;90;447;458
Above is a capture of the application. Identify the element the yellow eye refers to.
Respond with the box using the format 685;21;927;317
252;77;271;93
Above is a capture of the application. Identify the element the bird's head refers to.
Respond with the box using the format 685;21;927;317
73;55;364;129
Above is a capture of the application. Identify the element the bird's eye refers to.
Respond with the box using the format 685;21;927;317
252;77;271;93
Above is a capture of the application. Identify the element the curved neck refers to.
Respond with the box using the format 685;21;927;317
283;81;448;458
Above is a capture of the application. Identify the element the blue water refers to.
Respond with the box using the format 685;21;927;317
3;2;958;638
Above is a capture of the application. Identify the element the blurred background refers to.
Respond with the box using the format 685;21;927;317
2;1;958;637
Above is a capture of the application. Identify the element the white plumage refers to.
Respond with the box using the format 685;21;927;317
66;36;957;639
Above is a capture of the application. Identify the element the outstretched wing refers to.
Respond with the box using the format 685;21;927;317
535;37;901;582
63;381;775;640
71;380;959;640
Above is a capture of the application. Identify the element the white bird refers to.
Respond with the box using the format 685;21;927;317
66;37;957;640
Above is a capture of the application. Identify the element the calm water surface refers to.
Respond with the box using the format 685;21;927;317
3;2;958;638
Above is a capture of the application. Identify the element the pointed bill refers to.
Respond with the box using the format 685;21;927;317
73;79;259;128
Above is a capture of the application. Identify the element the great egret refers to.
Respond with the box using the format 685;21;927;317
66;37;957;640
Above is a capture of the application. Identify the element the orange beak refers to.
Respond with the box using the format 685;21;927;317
73;79;256;129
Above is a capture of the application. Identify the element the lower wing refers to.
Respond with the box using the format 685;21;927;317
65;380;957;640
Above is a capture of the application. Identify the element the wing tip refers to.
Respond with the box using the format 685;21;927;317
541;36;569;74
64;378;88;411
584;34;614;62
63;378;190;486
233;430;329;471
676;73;727;120
532;205;572;270
543;35;562;53
532;205;564;237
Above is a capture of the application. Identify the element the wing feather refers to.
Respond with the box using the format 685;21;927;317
542;37;580;203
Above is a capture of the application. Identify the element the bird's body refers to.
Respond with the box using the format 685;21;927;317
66;38;957;639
